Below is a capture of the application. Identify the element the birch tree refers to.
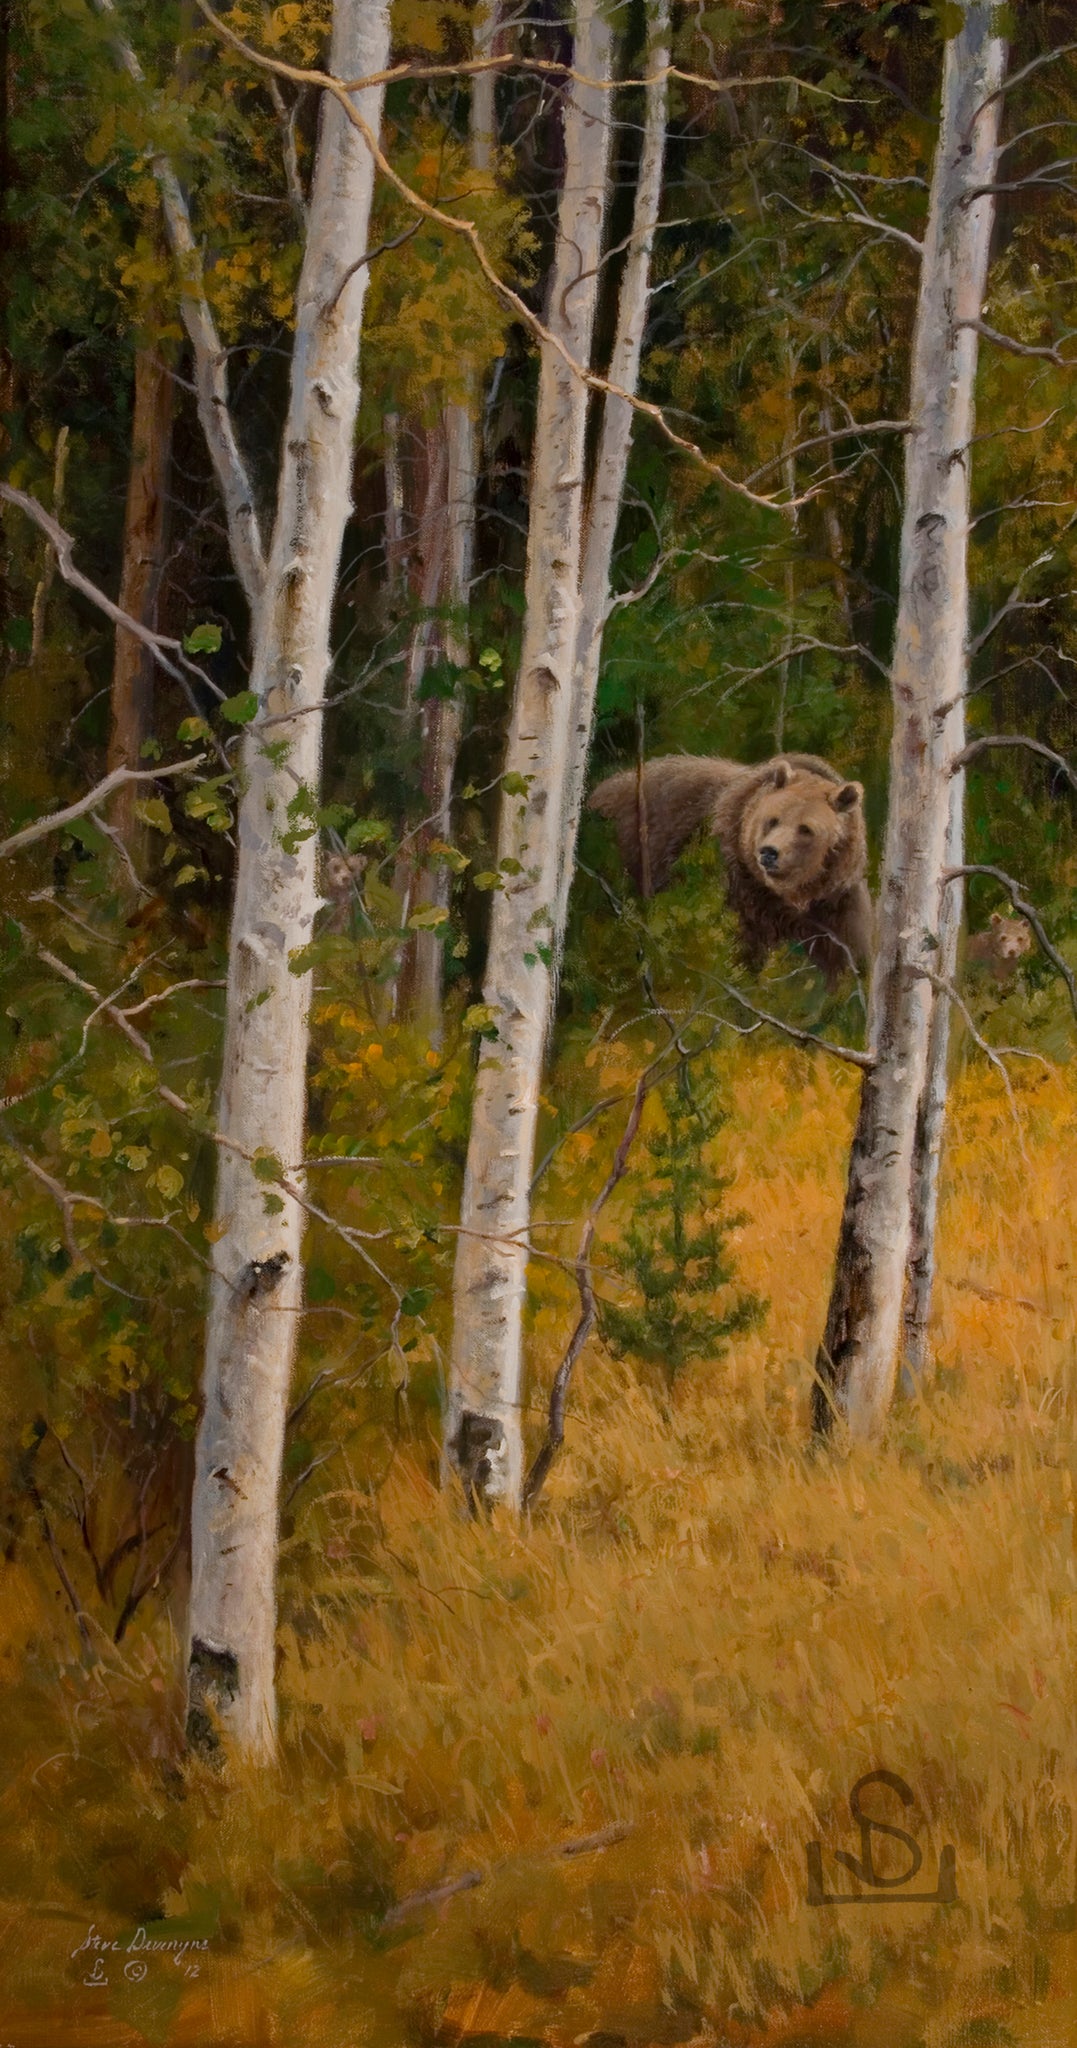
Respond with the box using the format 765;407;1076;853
555;0;670;946
396;8;500;1043
814;2;1006;1439
157;3;389;1758
445;0;614;1511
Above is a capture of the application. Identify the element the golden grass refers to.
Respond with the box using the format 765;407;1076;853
0;1044;1075;2046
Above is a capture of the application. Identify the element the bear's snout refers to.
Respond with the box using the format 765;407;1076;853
758;844;780;871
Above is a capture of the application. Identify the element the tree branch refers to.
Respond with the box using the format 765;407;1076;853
1;754;206;862
958;318;1069;365
194;1;819;516
92;0;266;604
523;1063;653;1510
953;733;1077;794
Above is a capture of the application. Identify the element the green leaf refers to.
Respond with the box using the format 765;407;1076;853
156;1164;183;1200
134;797;173;834
400;1285;434;1318
407;904;450;931
307;1265;336;1303
472;871;502;892
463;1003;499;1034
221;690;259;725
500;772;531;798
478;647;502;670
183;622;223;654
178;716;213;744
252;1150;283;1184
346;817;391;849
263;1192;285;1216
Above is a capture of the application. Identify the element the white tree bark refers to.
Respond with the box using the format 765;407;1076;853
186;0;390;1760
404;6;500;1042
903;759;964;1383
814;4;1005;1441
95;0;266;606
554;0;670;947
446;0;613;1510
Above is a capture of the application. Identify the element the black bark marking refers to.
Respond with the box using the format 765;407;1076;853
186;1638;239;1756
450;1409;503;1516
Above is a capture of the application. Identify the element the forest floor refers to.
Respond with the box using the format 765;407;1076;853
0;1044;1075;2047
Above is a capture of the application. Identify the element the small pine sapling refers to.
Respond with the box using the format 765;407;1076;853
599;1060;764;1383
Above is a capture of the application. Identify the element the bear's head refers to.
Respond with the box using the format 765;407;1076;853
736;759;864;908
989;910;1032;961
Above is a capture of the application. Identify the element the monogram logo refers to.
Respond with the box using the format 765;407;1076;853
807;1770;957;1906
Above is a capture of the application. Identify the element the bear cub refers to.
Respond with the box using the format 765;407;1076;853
966;911;1032;984
588;752;872;982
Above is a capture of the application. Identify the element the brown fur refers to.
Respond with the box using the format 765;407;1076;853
966;911;1032;984
588;752;872;980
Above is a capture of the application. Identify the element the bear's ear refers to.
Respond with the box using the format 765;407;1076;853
770;758;794;788
830;780;863;813
990;910;1003;926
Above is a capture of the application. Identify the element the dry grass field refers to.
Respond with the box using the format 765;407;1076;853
1;1043;1074;2046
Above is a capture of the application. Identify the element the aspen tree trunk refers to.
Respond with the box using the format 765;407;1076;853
554;0;670;948
107;347;173;846
186;0;390;1760
903;762;964;1382
813;4;1005;1441
404;11;499;1041
446;0;613;1510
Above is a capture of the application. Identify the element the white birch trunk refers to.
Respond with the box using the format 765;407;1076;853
554;0;670;947
406;8;499;1043
186;0;390;1760
902;759;964;1384
814;5;1005;1441
446;0;613;1510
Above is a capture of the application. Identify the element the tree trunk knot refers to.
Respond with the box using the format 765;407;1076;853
186;1639;240;1757
450;1410;503;1516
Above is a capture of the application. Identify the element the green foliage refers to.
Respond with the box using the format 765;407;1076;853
599;1060;764;1384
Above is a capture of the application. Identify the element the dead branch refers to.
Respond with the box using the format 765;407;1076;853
523;1063;652;1510
194;0;839;516
93;0;266;603
0;753;207;862
711;979;873;1068
953;733;1077;794
0;483;228;714
958;318;1070;365
383;1820;634;1929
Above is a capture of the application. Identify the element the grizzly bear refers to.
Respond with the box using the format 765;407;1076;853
966;911;1032;984
588;752;872;980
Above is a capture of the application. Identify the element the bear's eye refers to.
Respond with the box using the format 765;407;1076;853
797;824;815;838
765;816;780;833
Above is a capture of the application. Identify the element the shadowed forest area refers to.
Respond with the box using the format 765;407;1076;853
2;0;1077;2042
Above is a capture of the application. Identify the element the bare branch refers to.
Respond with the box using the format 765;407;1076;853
0;483;227;709
711;978;873;1067
524;1063;652;1510
954;733;1077;794
193;1;819;515
771;189;924;259
958;318;1070;365
92;0;266;603
743;418;910;489
1;754;206;862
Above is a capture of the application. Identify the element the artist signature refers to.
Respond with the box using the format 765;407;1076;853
71;1923;211;1986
